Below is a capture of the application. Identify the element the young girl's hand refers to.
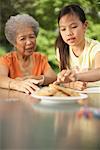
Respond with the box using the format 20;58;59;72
54;69;76;84
64;81;87;91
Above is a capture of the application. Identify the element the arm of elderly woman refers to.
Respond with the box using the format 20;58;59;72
0;64;40;94
15;65;57;86
15;75;45;85
0;63;57;94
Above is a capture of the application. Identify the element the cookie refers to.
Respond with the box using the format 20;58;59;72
49;84;79;96
35;86;56;96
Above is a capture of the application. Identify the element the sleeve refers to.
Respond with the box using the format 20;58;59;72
90;42;100;58
41;55;51;73
0;55;10;68
88;42;100;87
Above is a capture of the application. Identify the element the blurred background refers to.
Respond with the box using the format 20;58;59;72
0;0;100;72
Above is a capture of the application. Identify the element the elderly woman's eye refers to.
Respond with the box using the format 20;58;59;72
72;26;77;28
30;36;35;39
30;35;36;38
20;38;25;41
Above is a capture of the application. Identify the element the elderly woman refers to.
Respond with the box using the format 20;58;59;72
0;14;57;94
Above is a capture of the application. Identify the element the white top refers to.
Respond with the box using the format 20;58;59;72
70;38;100;71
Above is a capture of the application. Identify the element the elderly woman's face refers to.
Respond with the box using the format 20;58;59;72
15;27;36;56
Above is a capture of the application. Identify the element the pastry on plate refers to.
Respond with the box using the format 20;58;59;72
35;84;80;97
35;86;57;96
49;84;79;96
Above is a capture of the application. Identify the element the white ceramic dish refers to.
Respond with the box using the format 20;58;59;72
31;93;88;104
77;87;100;94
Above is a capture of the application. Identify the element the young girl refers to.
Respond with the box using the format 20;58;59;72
55;4;100;90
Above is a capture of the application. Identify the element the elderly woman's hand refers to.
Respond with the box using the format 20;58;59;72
10;79;40;94
24;76;45;86
16;75;45;86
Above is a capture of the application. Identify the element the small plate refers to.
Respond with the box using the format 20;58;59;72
77;87;100;93
31;93;88;104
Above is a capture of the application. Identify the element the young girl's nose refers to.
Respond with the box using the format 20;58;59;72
66;28;73;36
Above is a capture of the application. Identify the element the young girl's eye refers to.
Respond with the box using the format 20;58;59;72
60;28;66;31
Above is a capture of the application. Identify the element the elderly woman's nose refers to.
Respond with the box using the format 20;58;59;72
26;38;32;44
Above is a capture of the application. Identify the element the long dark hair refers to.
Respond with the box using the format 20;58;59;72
55;4;86;70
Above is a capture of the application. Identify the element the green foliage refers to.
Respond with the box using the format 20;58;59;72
0;46;6;56
37;28;59;71
86;20;100;41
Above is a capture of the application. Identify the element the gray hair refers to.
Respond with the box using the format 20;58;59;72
5;14;39;45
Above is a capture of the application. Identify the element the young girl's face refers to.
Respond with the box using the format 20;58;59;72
59;13;87;47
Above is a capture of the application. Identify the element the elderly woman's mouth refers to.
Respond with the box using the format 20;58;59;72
25;48;33;51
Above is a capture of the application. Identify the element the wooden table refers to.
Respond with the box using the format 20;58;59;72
0;88;100;150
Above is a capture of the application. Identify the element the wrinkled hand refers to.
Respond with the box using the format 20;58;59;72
54;69;76;84
15;75;44;86
11;79;40;94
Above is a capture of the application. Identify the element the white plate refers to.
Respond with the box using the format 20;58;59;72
31;93;88;104
76;87;100;93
